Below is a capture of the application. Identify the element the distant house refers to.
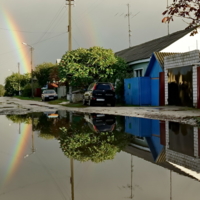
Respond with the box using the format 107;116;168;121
56;59;61;64
116;27;200;77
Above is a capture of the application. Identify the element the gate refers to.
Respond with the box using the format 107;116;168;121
124;77;151;105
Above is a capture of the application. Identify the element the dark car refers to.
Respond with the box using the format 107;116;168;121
82;82;115;106
84;113;116;133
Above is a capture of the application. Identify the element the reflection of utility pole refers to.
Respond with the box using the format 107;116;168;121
24;115;36;158
170;170;172;200
69;111;74;200
19;123;21;134
70;158;74;200
130;155;133;199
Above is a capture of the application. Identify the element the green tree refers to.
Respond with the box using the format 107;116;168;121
6;114;32;124
4;73;30;96
59;46;127;88
34;62;57;87
59;127;132;163
162;0;200;35
0;84;5;96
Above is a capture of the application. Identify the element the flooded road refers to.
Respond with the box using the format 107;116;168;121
0;111;200;200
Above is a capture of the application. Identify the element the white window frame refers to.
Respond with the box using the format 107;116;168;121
134;68;143;77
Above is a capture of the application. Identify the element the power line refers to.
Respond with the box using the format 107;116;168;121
0;27;62;34
36;5;66;43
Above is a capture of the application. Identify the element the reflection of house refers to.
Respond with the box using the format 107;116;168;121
125;116;165;161
124;116;200;180
166;121;200;173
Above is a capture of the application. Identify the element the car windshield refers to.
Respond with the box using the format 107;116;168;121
96;84;111;90
43;90;55;94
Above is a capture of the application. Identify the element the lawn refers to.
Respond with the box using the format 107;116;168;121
14;96;41;101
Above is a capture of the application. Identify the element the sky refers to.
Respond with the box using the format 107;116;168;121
0;0;187;85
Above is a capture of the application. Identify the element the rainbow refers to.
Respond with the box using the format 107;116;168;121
3;10;31;74
2;123;32;188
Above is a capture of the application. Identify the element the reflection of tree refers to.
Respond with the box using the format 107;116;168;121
6;114;32;124
59;127;132;163
35;112;85;140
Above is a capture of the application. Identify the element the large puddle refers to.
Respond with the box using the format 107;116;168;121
0;111;200;200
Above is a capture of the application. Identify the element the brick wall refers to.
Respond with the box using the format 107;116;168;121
164;50;200;107
165;122;200;172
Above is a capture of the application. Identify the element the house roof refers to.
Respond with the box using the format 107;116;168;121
145;52;177;76
115;28;196;63
154;52;178;68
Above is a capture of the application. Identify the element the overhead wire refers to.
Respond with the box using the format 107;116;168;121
36;4;66;43
0;27;62;34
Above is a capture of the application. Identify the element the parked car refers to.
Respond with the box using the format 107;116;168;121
84;113;116;133
82;82;115;106
41;90;58;101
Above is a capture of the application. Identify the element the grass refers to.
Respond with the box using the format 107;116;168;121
47;98;69;105
14;96;41;101
14;96;86;108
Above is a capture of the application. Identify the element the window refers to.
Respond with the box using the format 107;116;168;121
96;84;112;90
134;69;143;77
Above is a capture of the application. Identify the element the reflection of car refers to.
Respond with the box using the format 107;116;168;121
84;113;116;133
82;82;115;106
41;90;58;101
43;111;59;118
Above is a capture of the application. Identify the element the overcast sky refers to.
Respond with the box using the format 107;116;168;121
0;0;187;85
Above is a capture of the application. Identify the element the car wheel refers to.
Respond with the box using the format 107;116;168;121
111;101;115;107
82;98;87;105
89;99;94;106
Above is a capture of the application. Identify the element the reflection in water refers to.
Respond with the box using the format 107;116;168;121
2;112;200;199
59;113;132;163
125;116;200;180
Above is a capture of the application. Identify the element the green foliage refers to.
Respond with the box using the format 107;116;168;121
38;133;55;140
6;114;32;124
162;0;200;35
0;84;5;96
21;83;32;97
4;73;30;96
59;127;131;163
59;46;127;88
34;62;57;87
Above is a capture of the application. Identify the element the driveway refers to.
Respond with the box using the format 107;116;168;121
0;97;199;125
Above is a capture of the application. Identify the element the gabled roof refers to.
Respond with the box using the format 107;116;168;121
115;28;196;63
154;52;178;68
145;52;177;76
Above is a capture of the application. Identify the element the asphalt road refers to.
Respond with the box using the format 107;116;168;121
0;97;199;125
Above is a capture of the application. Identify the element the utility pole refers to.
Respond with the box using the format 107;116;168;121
30;46;34;98
167;0;169;35
126;4;132;48
18;62;21;96
66;0;74;103
22;42;34;98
